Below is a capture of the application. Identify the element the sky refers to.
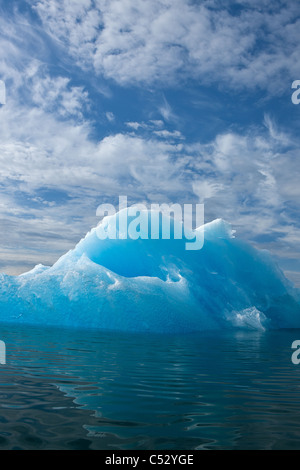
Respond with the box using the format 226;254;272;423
0;0;300;285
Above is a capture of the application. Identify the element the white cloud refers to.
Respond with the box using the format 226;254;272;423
106;111;115;122
32;75;89;119
159;96;175;121
193;181;224;201
149;120;164;127
33;0;300;92
153;129;183;139
125;121;143;130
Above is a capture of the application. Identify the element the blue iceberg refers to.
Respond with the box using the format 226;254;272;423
0;209;299;333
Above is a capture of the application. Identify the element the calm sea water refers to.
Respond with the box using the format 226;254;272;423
0;323;300;450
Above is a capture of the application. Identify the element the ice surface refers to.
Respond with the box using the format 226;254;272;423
0;209;299;333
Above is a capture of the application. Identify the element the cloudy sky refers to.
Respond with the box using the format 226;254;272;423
0;0;300;285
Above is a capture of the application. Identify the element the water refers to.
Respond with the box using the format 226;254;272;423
0;323;300;450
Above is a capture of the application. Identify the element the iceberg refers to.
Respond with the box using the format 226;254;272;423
0;209;299;333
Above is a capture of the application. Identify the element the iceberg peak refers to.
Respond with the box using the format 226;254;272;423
197;218;235;240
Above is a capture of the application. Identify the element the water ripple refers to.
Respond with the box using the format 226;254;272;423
0;324;300;449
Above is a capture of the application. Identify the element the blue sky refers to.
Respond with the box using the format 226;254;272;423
0;0;300;285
